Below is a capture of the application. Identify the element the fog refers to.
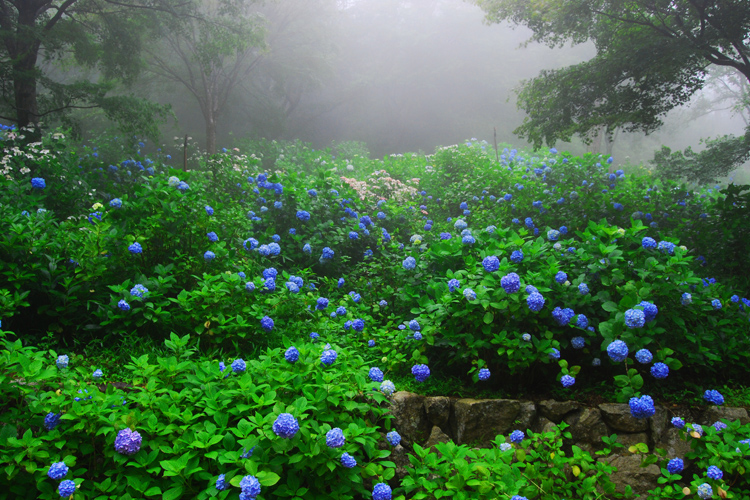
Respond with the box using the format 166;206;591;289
150;0;748;172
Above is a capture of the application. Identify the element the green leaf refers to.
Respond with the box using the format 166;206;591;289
483;311;494;324
257;471;280;486
162;486;184;500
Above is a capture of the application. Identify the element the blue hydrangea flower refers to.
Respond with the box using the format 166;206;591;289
527;292;545;312
268;242;281;255
681;293;692;306
380;380;395;395
373;483;392;500
448;278;460;292
510;430;524;443
341;452;357;468
386;430;401;446
240;475;261;497
639;301;658;322
554;271;567;284
510;250;524;263
216;474;227;490
571;337;585;349
478;368;491;381
109;198;123;208
31;177;46;189
322;247;334;260
128;242;143;254
273;413;299;438
44;412;61;430
658;240;676;255
369;367;384;382
315;297;329;311
671;417;685;428
624;308;646;328
204;250;216;261
578;283;589;295
500;273;521;294
403;256;416;270
207;231;218;242
409;320;421;331
231;358;246;373
607;340;629;362
642;237;657;250
697;483;712;500
706;465;723;480
56;354;69;369
548;348;560;360
130;284;148;298
629;395;655;419
48;462;69;480
326;427;345;448
321;349;337;366
353;318;365;331
667;458;683;474
114;428;142;455
412;364;430;382
704;390;724;405
552;307;575;326
635;349;653;364
379;300;387;308
713;421;727;432
482;255;500;272
547;229;560;241
651;362;669;379
462;234;475;245
561;375;576;387
463;288;476;300
712;299;722;310
576;314;589;329
93;369;103;379
58;480;76;497
285;347;299;363
117;299;130;311
260;316;274;331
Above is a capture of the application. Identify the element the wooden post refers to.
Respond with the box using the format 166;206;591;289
493;127;500;163
183;134;188;171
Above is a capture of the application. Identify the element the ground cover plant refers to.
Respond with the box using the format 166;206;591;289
2;129;750;498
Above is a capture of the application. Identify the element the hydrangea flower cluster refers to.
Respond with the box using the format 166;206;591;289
114;428;142;455
478;368;491;381
386;430;401;446
500;273;521;294
320;349;337;366
240;475;261;498
607;340;629;362
273;413;299;439
624;308;646;328
629;395;655;419
326;427;345;448
411;364;430;382
369;367;384;382
704;389;724;405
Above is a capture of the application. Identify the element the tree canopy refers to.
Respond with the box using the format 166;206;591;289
0;0;193;137
474;0;750;149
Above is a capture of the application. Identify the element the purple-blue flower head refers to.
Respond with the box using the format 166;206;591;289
607;340;629;362
326;427;345;448
482;255;500;273
501;273;521;294
285;346;299;363
629;395;655;419
321;349;337;366
114;428;142;455
273;413;299;438
412;364;430;382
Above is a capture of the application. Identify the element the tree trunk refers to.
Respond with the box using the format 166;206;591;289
8;1;43;133
205;113;216;154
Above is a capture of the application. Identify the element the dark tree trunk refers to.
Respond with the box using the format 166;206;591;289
205;113;217;154
13;52;40;129
5;0;44;132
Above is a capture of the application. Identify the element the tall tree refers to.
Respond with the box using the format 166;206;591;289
145;0;266;153
474;0;750;148
0;0;188;136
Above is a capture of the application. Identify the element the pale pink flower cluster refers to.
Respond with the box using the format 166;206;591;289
340;170;419;203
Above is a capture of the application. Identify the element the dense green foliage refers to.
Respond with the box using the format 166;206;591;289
2;130;750;498
475;0;750;154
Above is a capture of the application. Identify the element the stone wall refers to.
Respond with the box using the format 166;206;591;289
388;392;749;497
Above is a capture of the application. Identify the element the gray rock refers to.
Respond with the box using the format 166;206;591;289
389;391;429;445
616;432;650;449
424;396;451;430
565;408;608;449
701;406;750;426
599;403;649;432
538;399;580;422
600;454;661;496
516;401;538;431
533;416;558;435
649;405;668;447
656;428;692;461
450;398;520;445
423;426;451;451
